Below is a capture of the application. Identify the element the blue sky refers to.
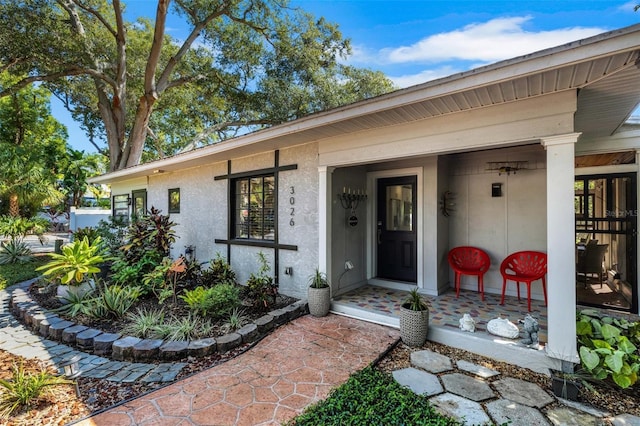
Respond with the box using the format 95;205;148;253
55;0;640;152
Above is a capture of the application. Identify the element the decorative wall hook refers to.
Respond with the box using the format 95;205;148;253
440;191;455;217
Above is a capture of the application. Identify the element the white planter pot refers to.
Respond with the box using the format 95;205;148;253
399;305;429;347
56;280;95;302
307;286;331;317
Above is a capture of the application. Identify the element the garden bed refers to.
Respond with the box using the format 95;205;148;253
15;282;305;362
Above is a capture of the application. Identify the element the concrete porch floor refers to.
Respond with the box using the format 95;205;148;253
331;285;559;374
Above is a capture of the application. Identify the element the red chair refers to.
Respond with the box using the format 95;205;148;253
447;246;491;300
500;251;547;312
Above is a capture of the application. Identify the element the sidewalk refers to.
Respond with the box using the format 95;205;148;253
73;315;399;425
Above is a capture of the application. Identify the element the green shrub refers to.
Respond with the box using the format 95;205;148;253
99;284;142;318
246;252;278;308
122;308;166;339
220;308;249;334
54;288;97;317
0;216;48;243
201;253;237;287
180;284;240;318
111;250;162;291
72;227;101;245
290;366;459;426
154;314;214;341
577;309;640;389
122;207;176;263
0;240;33;265
0;362;73;418
94;217;128;257
180;286;211;316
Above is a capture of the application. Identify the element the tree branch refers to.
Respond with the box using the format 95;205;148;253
69;0;117;37
0;68;116;98
156;0;228;92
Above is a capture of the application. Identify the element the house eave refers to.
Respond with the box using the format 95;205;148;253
90;23;640;185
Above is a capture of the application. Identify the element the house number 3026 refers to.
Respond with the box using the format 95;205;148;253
289;186;295;226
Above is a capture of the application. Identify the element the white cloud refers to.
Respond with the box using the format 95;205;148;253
390;66;461;88
383;16;606;64
618;1;638;13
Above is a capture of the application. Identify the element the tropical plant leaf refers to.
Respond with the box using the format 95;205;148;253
579;347;600;371
600;323;622;341
605;351;624;373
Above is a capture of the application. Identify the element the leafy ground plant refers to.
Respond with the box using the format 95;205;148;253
0;362;73;418
576;309;640;389
122;308;166;339
289;366;460;426
246;252;278;308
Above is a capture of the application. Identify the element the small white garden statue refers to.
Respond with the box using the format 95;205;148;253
458;313;475;332
519;314;539;347
487;317;519;339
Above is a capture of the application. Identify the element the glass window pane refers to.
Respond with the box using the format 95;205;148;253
386;184;413;231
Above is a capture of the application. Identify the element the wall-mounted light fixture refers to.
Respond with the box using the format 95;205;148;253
153;169;165;174
486;161;528;176
492;183;503;197
337;187;367;212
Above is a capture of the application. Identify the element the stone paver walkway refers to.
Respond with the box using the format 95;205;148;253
1;281;186;383
393;349;640;426
73;314;399;425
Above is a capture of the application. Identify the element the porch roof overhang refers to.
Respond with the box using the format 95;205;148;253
91;23;640;185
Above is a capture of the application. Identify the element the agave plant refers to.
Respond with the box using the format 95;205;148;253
0;240;33;265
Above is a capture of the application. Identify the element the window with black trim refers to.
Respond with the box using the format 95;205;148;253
233;175;275;240
113;194;129;222
168;188;180;213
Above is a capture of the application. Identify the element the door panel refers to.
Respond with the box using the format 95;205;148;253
377;176;417;282
575;173;637;313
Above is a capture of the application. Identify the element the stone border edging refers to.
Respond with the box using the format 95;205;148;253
10;282;309;363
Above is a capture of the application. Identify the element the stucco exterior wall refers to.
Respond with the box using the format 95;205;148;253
447;145;547;298
146;163;226;262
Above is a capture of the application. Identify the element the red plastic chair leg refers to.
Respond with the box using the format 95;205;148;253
455;273;461;298
527;282;532;312
542;277;547;306
478;275;485;301
500;278;507;305
516;281;521;300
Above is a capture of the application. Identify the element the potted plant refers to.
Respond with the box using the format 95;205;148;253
37;236;106;301
307;268;330;317
551;370;581;401
400;288;429;347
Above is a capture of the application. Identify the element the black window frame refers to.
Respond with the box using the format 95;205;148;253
112;194;130;222
232;174;275;241
168;188;180;214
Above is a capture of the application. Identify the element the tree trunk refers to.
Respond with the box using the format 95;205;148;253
8;193;19;217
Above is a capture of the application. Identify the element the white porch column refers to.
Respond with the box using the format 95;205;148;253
318;166;334;283
541;133;581;366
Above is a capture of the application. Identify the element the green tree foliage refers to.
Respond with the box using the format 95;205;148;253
59;148;105;208
0;73;67;217
0;0;396;171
